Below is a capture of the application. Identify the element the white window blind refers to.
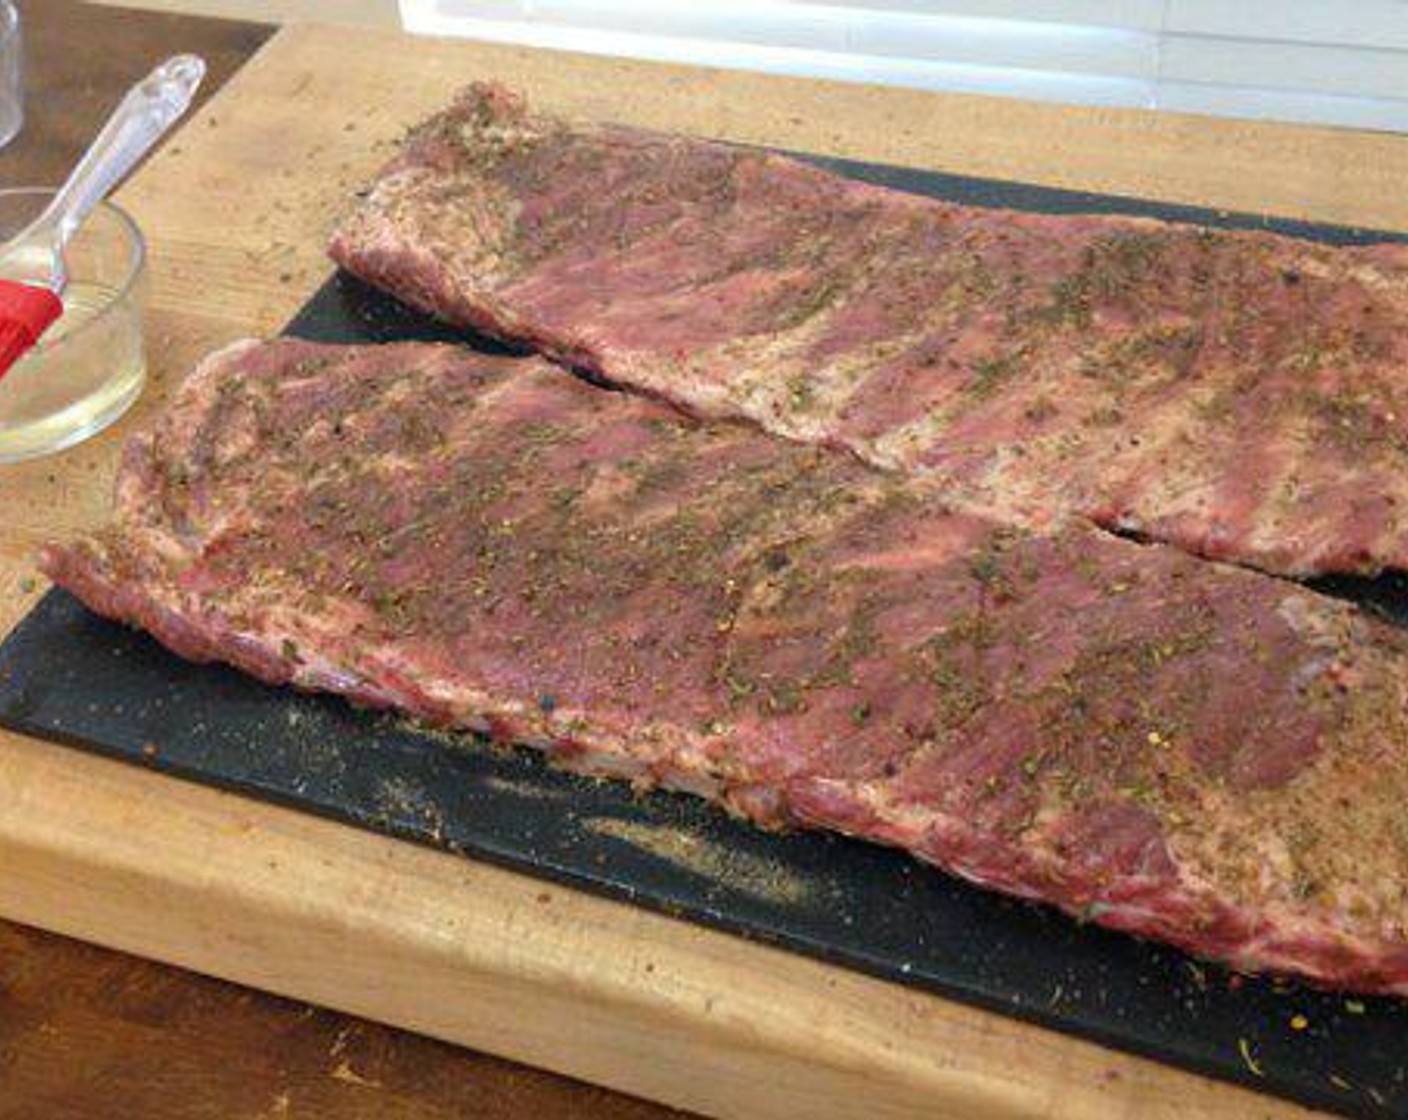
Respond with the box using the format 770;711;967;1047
398;0;1408;131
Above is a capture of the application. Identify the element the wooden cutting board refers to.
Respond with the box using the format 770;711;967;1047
5;22;1408;1118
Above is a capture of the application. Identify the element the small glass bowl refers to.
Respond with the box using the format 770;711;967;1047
0;188;147;464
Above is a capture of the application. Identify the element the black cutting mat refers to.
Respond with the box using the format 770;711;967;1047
5;151;1408;1118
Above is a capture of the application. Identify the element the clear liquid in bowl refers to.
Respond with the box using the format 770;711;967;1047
0;283;144;418
0;191;147;464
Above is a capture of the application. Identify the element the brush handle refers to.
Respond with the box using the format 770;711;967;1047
35;55;205;258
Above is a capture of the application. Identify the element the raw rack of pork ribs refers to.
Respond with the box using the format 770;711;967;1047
42;83;1408;996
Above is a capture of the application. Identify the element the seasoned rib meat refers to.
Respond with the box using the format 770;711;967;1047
42;338;1408;993
330;83;1408;580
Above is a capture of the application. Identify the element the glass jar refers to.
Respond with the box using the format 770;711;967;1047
0;1;20;150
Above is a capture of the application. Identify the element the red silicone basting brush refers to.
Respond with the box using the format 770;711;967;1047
0;279;61;376
0;54;204;383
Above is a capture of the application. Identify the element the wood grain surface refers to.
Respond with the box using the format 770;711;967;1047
8;13;1406;1118
0;917;680;1120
